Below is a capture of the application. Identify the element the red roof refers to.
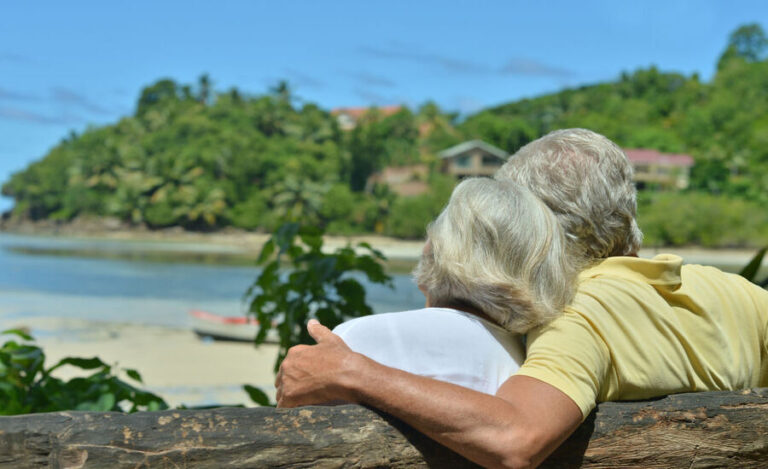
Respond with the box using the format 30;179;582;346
331;105;403;118
624;149;694;167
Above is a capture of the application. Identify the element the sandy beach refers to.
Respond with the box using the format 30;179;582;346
17;316;279;408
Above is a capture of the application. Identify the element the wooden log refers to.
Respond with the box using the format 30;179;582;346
1;388;767;468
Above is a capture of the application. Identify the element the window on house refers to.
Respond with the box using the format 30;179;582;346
482;155;501;167
455;155;471;168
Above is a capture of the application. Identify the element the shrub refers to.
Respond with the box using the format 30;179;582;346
638;192;768;247
230;192;273;231
0;329;167;415
245;223;393;372
385;174;455;239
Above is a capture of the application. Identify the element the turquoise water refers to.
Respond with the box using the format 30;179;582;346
0;234;424;332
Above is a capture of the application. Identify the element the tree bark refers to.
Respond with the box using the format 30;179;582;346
1;388;767;468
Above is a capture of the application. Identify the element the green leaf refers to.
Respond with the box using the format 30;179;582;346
243;384;273;406
336;279;366;307
76;392;116;412
256;239;275;265
146;400;162;412
256;262;279;290
312;257;338;282
314;307;337;327
299;225;323;251
356;255;392;285
97;392;117;411
739;247;767;283
356;242;386;260
125;369;143;383
275;223;300;252
49;356;109;373
1;329;33;341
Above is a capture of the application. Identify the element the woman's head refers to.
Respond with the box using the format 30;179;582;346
413;177;577;334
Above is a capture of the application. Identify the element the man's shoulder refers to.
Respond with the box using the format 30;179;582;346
680;262;768;310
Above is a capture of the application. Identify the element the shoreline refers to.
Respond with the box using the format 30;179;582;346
1;226;764;271
0;226;427;273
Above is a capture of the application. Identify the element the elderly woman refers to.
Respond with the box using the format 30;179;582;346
332;177;577;394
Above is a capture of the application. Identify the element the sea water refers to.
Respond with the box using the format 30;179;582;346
0;234;424;333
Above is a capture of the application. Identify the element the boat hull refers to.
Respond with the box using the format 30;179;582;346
189;310;278;343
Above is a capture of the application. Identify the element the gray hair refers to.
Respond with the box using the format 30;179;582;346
496;128;642;266
414;178;577;334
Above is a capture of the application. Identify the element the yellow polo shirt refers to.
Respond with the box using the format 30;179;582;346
517;254;768;418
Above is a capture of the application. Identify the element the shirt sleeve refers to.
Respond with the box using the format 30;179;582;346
744;277;768;373
333;318;384;357
516;307;611;420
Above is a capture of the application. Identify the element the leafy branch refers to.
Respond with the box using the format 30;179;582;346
739;246;768;288
245;223;393;373
0;329;167;415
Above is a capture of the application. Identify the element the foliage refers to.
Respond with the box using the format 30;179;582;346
243;384;273;407
2;77;345;231
385;174;455;238
459;113;536;154
245;223;392;372
3;24;768;247
718;23;768;68
347;108;419;192
0;329;167;415
638;192;768;248
739;247;768;288
468;24;768;205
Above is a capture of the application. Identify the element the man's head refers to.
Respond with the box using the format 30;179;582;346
496;128;642;265
414;177;576;334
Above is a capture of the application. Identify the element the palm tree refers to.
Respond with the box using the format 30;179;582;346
270;175;329;225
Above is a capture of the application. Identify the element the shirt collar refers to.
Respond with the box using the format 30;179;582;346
579;254;683;289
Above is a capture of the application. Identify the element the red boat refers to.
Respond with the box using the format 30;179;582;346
189;310;278;343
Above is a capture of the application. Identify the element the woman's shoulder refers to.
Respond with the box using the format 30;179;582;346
334;307;525;393
334;307;483;335
334;307;523;354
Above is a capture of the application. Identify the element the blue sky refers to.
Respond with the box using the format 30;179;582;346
1;0;766;211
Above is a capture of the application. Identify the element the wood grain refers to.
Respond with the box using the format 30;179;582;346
1;388;766;468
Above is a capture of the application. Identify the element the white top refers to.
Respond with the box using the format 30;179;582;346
333;307;525;395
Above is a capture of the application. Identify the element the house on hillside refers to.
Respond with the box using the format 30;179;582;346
331;106;403;130
438;140;508;179
366;165;429;197
624;149;694;190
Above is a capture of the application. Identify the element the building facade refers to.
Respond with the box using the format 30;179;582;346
438;140;508;178
624;149;694;190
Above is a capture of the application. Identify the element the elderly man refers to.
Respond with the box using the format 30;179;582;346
276;129;768;469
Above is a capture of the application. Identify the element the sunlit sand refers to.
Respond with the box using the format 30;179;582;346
13;317;279;408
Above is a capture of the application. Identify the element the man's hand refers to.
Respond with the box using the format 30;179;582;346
276;319;363;407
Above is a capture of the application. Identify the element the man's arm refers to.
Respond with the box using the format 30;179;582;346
276;320;582;469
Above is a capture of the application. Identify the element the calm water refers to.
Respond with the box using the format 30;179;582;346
0;234;424;333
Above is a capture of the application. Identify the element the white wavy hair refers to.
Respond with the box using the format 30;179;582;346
496;128;642;266
413;178;577;334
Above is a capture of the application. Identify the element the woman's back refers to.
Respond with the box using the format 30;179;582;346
333;307;525;395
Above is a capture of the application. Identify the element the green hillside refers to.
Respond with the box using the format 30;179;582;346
3;24;768;244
